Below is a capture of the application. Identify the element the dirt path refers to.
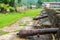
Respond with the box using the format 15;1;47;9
0;17;33;32
0;17;50;40
0;17;34;40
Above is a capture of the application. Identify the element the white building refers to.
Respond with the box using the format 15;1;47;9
42;2;60;8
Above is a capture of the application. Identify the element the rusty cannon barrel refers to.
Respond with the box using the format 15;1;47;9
17;28;59;37
33;15;48;20
33;10;48;20
33;10;60;20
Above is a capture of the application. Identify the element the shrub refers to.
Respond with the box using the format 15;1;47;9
0;3;15;13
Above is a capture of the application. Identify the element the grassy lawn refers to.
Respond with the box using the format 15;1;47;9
0;9;42;28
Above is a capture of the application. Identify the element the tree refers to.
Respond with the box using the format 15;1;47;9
18;0;22;6
37;0;42;8
0;0;3;3
3;0;11;4
0;0;22;7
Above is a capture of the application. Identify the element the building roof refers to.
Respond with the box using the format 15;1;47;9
43;2;60;4
41;0;60;2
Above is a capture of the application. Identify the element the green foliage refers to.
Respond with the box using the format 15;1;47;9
21;0;36;6
21;0;60;7
0;0;15;7
37;0;42;8
4;0;11;2
0;0;11;4
0;0;2;2
1;0;60;7
14;0;22;7
17;0;21;6
0;3;15;13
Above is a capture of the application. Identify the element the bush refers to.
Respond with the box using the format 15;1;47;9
0;3;15;13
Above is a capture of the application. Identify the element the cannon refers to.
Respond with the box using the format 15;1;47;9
33;10;50;28
33;9;60;21
17;2;60;40
33;7;60;29
33;8;60;40
33;15;48;20
17;28;59;37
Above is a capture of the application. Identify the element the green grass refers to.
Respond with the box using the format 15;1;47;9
0;9;42;28
0;30;9;35
14;30;20;32
22;9;42;17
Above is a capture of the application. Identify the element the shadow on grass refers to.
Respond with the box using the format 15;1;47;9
0;30;9;36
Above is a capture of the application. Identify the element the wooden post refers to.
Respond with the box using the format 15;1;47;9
51;34;55;40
